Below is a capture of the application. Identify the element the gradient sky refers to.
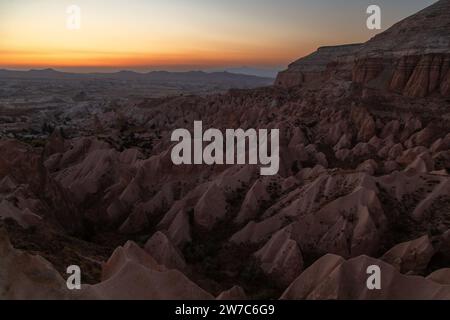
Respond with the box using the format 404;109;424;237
0;0;436;72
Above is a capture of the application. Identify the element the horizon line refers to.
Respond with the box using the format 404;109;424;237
0;67;279;78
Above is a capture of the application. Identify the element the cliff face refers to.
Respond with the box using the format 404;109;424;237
395;54;450;97
352;53;450;98
275;44;362;87
275;69;305;88
352;58;385;85
277;0;450;98
354;0;450;98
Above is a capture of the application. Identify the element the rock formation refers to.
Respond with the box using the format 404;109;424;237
276;0;450;98
1;0;450;300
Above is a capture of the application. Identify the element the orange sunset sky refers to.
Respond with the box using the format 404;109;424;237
0;0;435;72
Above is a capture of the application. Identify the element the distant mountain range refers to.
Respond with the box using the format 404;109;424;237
0;68;274;86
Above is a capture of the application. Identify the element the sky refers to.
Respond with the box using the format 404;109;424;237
0;0;437;73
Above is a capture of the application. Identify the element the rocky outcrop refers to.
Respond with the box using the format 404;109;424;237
216;286;247;300
352;58;385;85
281;254;450;300
193;183;227;230
144;231;186;271
0;229;71;300
254;226;304;287
381;235;435;274
81;241;213;300
353;52;450;97
427;269;450;285
277;0;450;98
354;0;450;97
388;54;450;97
275;44;362;88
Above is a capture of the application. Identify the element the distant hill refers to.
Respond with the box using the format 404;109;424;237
0;68;274;87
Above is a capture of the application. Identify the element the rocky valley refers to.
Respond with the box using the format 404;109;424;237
1;0;450;300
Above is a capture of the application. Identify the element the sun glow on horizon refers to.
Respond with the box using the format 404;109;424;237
0;0;436;71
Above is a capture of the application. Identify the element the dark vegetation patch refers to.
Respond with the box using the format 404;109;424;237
182;207;282;299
